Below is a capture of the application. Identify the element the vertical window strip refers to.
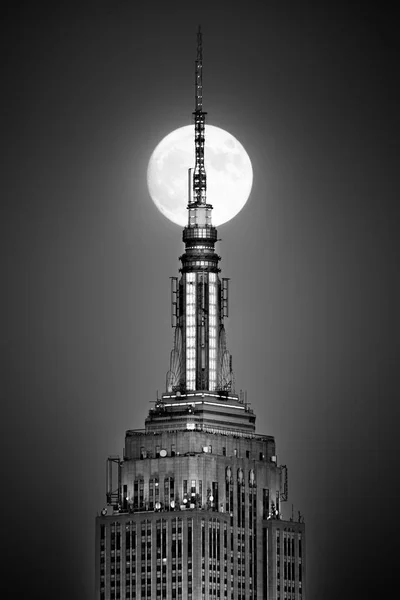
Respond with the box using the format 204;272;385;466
186;272;196;390
146;521;152;599
208;272;217;390
100;524;106;598
201;519;205;567
253;488;257;600
188;518;193;598
156;521;161;600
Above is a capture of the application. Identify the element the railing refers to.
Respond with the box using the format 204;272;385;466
125;426;273;441
103;503;233;516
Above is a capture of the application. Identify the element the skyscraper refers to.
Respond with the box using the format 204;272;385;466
95;28;306;600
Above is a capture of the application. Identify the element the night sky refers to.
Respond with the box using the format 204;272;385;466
2;2;399;599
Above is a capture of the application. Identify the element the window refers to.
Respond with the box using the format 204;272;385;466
164;478;170;508
263;488;270;519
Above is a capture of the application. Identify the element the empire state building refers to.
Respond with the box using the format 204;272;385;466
95;28;306;600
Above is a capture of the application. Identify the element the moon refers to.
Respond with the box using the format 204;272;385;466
147;125;253;226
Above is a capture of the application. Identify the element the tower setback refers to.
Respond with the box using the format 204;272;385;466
95;27;306;600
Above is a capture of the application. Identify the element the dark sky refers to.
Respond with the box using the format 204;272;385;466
2;1;399;598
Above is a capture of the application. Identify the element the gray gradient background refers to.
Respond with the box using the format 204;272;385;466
2;1;398;599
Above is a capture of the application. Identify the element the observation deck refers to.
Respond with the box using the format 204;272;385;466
144;392;256;435
182;225;217;243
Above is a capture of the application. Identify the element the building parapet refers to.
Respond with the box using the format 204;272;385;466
126;426;273;441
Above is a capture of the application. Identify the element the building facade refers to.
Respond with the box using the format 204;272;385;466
95;28;306;600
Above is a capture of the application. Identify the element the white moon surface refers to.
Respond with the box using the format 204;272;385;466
147;125;253;226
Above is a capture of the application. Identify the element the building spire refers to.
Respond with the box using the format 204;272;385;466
195;25;203;112
165;26;234;395
193;25;207;206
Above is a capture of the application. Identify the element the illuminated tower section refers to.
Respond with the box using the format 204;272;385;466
167;28;233;395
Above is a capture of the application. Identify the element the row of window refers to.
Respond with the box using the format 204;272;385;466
139;444;266;460
129;475;258;512
102;518;259;600
276;530;303;558
183;227;217;241
183;259;217;268
276;530;304;595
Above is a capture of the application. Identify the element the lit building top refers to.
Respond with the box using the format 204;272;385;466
165;26;233;396
145;27;247;434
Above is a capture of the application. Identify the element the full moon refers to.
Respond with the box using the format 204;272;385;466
147;125;253;226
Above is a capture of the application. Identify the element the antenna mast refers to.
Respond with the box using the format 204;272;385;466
193;26;207;206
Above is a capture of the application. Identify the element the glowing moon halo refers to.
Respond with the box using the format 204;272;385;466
147;125;253;226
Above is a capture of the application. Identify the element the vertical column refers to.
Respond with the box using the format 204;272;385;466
209;273;217;391
186;272;196;390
